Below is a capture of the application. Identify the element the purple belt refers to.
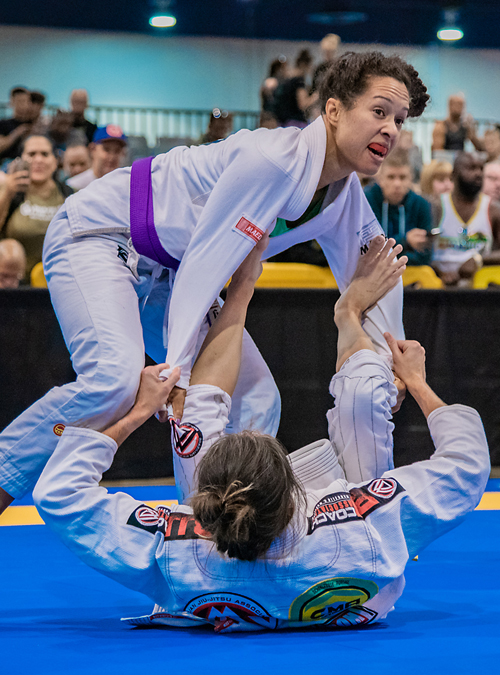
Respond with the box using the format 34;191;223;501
129;156;180;271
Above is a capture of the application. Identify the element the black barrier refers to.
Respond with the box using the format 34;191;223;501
1;288;499;482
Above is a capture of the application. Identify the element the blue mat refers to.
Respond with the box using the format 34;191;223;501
1;503;499;674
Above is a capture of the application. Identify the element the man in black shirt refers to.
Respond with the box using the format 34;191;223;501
69;89;97;145
0;87;33;162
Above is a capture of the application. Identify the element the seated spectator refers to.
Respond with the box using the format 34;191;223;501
0;238;26;289
258;110;278;130
0;135;73;278
260;57;288;115
420;160;453;198
483;126;500;162
272;49;317;128
70;89;98;145
364;150;433;265
66;125;128;191
196;109;233;145
0;87;33;164
432;94;483;154
432;152;500;286
63;144;91;179
482;161;500;201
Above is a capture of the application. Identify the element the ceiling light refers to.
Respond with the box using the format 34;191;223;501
437;9;463;42
149;15;177;28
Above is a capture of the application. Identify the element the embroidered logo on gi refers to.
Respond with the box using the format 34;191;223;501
307;491;362;534
127;504;171;535
350;478;405;518
367;478;398;499
185;592;278;630
234;217;264;244
53;423;65;436
117;245;128;264
358;221;384;255
170;418;203;458
289;577;379;627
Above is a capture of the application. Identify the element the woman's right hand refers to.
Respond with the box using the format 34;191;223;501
5;170;30;196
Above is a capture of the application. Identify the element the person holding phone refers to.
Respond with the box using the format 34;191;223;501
0;135;73;277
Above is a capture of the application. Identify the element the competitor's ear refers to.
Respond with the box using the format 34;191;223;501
324;98;342;128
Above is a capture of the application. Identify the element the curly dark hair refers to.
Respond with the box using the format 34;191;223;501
191;431;306;562
319;51;429;118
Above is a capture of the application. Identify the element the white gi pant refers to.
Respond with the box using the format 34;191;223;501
0;209;280;499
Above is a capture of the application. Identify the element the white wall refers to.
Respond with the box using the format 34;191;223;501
0;24;500;120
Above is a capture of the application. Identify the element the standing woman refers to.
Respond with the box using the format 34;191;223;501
272;49;317;128
0;135;72;278
0;51;429;513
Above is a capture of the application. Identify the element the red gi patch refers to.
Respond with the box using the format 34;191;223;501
234;217;264;243
169;417;203;458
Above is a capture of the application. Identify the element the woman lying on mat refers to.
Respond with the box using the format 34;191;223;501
33;236;489;633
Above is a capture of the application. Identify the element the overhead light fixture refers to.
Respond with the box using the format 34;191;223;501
149;15;176;28
437;9;463;42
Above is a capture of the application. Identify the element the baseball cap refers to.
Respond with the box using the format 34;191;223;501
93;124;128;145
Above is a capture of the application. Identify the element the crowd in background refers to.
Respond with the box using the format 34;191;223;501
1;33;500;290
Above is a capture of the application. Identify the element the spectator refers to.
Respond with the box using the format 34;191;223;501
0;87;33;163
66;125;128;191
311;33;341;94
48;109;85;155
432;94;483;153
0;135;73;277
260;57;287;115
483;126;500;162
69;89;98;145
63;144;91;179
420;160;453;198
0;238;26;289
364;149;433;265
432;153;500;286
272;49;317;128
482;161;500;201
197;109;233;145
258;110;278;130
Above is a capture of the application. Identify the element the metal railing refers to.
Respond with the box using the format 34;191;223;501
1;102;498;161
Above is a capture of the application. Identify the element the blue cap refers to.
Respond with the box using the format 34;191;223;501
92;124;128;145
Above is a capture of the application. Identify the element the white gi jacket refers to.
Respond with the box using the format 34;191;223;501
63;117;401;388
34;353;489;633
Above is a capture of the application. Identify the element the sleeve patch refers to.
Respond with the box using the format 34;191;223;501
350;478;405;518
169;417;203;458
127;504;171;535
233;216;264;244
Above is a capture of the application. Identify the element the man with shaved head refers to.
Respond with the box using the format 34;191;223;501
432;94;483;153
432;152;500;285
69;89;97;145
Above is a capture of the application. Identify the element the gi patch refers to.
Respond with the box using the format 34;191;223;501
170;418;203;458
233;216;264;244
350;477;405;518
127;504;171;535
117;244;128;264
163;511;212;541
185;592;278;630
53;423;65;437
307;491;362;534
289;577;379;627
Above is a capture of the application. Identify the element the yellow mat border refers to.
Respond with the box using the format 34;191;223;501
1;494;499;527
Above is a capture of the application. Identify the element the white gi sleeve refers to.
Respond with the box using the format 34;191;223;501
170;383;231;504
369;404;490;558
163;148;297;388
33;428;167;602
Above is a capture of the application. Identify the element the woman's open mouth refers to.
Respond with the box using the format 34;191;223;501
368;143;388;158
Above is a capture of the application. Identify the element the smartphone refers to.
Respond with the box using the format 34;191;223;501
8;157;30;175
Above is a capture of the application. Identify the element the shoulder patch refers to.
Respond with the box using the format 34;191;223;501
127;504;171;535
350;478;405;518
164;511;212;541
307;491;362;534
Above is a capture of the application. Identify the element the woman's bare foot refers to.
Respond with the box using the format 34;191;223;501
335;236;407;318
